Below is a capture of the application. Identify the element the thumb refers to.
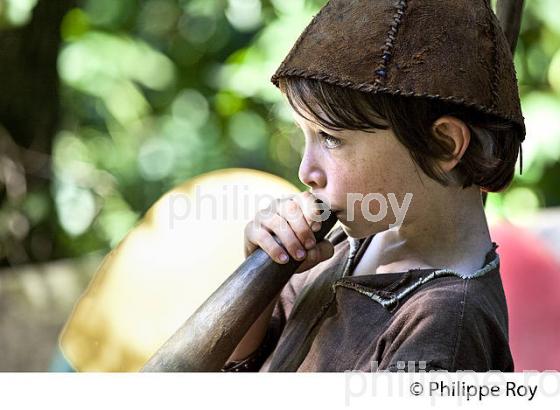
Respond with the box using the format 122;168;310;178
315;239;335;262
295;240;335;273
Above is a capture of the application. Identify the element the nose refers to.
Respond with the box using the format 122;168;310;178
298;143;326;190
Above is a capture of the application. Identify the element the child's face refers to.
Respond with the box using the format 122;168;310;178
292;105;430;239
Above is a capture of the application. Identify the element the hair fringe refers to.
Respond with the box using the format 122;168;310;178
279;77;522;192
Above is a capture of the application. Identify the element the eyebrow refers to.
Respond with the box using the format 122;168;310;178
291;111;346;134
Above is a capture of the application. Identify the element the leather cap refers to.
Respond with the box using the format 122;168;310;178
271;0;526;141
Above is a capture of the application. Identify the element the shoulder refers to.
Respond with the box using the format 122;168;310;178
380;269;513;371
404;270;509;334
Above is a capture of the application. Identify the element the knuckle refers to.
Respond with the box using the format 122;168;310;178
273;215;290;232
261;200;278;216
292;195;307;209
258;208;274;223
267;200;280;214
255;227;269;244
279;201;300;223
245;219;258;233
301;198;317;215
283;199;299;215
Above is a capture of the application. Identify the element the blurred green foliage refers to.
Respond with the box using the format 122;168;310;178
0;0;39;27
485;0;560;222
1;0;559;262
51;0;325;255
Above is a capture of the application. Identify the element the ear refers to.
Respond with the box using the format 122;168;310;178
431;115;471;172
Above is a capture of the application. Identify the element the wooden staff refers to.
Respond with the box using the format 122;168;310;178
497;0;525;54
141;209;338;372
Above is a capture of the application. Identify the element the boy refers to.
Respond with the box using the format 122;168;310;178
223;0;524;371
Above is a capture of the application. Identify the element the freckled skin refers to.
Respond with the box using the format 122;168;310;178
291;103;494;276
294;107;425;238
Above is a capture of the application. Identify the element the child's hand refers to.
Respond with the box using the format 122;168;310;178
244;191;335;273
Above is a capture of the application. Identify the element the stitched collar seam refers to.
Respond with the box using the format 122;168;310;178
333;254;499;311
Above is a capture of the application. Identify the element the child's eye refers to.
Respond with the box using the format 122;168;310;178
318;131;342;149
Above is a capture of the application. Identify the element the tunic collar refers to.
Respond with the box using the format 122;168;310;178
331;237;500;312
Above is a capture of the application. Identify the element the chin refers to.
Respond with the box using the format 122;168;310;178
339;213;393;238
340;223;376;240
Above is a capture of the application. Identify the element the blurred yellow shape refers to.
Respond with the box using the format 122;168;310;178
59;168;299;371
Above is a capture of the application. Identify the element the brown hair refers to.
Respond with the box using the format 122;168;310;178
278;76;522;192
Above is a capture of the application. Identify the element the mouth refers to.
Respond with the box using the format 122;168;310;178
316;208;342;221
332;209;344;218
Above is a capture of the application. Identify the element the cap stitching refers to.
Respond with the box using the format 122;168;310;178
482;0;500;110
374;0;408;86
272;69;526;140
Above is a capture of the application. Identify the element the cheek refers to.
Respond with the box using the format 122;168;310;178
348;195;388;220
325;157;385;204
324;172;350;209
342;158;387;196
325;137;415;204
356;143;418;194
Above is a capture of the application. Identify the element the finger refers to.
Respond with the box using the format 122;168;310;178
278;198;317;250
259;213;307;261
254;204;277;225
245;221;290;264
310;240;335;264
295;191;325;232
244;221;260;257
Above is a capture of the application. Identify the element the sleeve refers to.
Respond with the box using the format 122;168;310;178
220;323;277;372
220;271;309;372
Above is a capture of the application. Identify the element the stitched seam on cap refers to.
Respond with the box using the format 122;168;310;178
271;69;524;135
374;0;408;87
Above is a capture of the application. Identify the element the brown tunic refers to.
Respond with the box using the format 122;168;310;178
222;227;513;372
